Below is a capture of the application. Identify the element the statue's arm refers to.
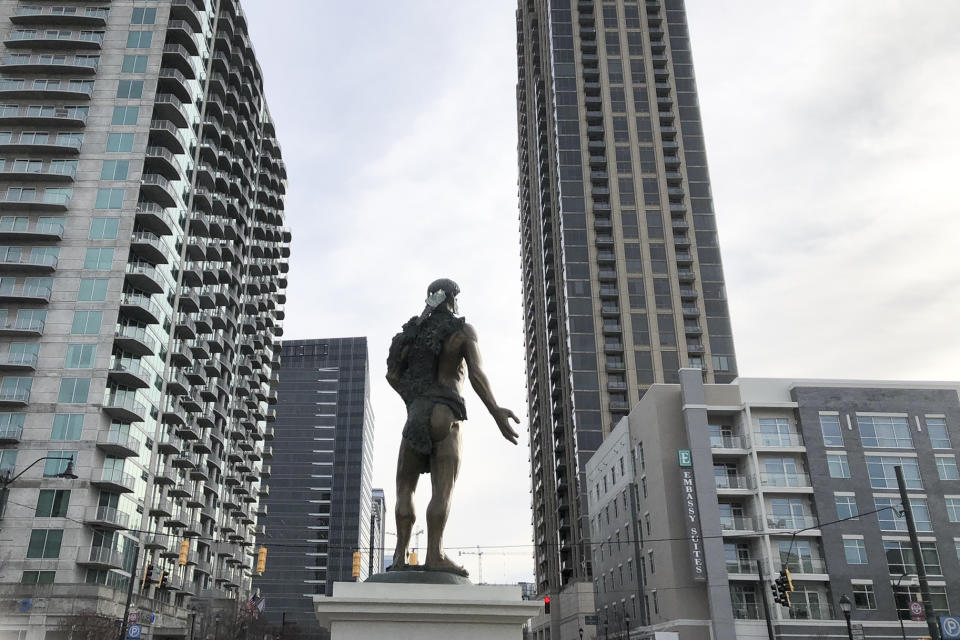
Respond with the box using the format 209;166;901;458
462;324;520;445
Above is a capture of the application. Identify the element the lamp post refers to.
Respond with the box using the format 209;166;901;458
624;614;630;640
839;594;853;640
0;457;77;516
579;628;584;640
894;572;913;640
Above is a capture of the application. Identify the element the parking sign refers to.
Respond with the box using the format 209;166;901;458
941;616;960;639
126;624;141;639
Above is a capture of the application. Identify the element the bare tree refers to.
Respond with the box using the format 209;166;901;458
57;611;118;640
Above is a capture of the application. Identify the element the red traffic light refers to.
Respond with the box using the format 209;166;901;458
544;596;550;604
544;596;551;614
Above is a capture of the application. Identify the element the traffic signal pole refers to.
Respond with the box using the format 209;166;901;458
757;560;776;640
118;542;141;640
895;465;940;640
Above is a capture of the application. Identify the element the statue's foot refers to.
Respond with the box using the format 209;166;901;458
424;554;469;577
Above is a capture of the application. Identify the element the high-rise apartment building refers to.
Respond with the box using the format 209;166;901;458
586;371;960;640
0;1;289;637
369;487;385;577
516;0;737;625
254;338;375;637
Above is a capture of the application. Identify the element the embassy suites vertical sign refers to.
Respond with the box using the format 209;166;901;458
679;450;707;581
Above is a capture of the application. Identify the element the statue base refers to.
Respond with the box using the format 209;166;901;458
314;582;542;639
367;566;472;585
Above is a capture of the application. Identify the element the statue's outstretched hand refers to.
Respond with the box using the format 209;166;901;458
493;407;520;445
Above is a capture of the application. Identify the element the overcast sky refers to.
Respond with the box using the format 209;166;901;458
242;1;960;584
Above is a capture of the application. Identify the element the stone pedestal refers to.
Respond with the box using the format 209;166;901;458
314;581;542;640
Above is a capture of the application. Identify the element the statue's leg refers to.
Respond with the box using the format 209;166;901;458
393;442;422;568
424;404;467;576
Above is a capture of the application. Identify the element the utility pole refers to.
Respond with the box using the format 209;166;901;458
118;542;141;640
895;465;939;640
757;560;776;640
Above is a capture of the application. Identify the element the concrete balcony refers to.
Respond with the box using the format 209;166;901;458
76;546;123;569
125;261;165;295
119;293;162;325
96;430;141;457
113;325;157;356
107;358;152;389
11;6;108;27
0;54;98;75
102;392;147;423
84;505;130;530
135;201;177;236
91;467;136;493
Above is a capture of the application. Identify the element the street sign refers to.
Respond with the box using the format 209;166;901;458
126;624;141;639
941;616;960;639
678;450;692;467
850;623;865;640
911;601;925;621
127;612;138;624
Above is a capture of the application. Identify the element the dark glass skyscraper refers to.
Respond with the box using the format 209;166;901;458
516;0;738;632
254;338;375;636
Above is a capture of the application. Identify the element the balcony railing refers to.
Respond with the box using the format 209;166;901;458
753;433;804;448
780;556;827;574
77;545;123;567
86;505;130;529
711;435;747;449
715;474;753;490
719;515;757;532
726;558;756;574
760;472;812;488
766;515;818;530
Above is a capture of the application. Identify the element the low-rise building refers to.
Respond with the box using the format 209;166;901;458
587;369;960;639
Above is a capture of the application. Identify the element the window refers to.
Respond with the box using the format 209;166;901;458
867;456;921;489
130;8;156;24
121;54;148;73
26;529;63;558
100;160;129;181
71;310;102;335
0;413;25;441
77;278;108;301
64;344;96;369
35;489;70;517
125;31;153;48
21;571;55;585
828;453;850;479
43;450;75;476
106;132;135;152
111;106;139;126
937;456;960;481
852;584;877;610
947;498;960;523
57;377;90;403
94;188;124;209
0;448;16;474
875;497;932;532
894;585;949;620
884;540;941;575
835;494;858;520
83;247;114;270
927;418;951;448
819;415;843;447
858;415;913;448
51;413;83;440
756;417;797;447
843;538;867;564
89;217;119;239
117;74;148;98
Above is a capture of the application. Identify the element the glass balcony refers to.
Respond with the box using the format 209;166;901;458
102;391;146;423
754;432;804;448
0;54;99;74
0;252;57;273
766;515;818;531
114;325;157;356
715;474;753;491
96;430;142;457
719;515;758;532
780;556;827;574
77;545;123;568
0;386;30;405
1;351;38;370
0;422;22;442
710;434;747;449
92;467;136;493
119;293;161;325
760;472;812;489
726;557;756;575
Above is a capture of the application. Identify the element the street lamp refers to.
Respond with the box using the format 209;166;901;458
579;628;584;640
839;593;853;640
894;572;913;640
0;457;77;515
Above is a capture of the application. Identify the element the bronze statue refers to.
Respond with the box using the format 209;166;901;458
386;278;519;576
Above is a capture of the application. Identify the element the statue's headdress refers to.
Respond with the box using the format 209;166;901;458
418;278;460;322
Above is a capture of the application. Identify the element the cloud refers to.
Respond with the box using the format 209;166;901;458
243;0;960;584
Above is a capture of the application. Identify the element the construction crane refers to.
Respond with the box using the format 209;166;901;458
458;546;485;583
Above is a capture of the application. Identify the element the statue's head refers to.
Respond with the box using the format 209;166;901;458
426;278;460;314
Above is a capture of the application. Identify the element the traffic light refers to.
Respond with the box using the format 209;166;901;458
351;550;362;578
159;570;168;589
544;596;551;614
141;562;155;590
257;546;268;573
772;569;793;607
178;540;190;566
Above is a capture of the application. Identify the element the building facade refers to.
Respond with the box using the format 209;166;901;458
586;370;960;639
368;487;385;577
254;338;375;637
0;0;289;637
516;0;737;633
